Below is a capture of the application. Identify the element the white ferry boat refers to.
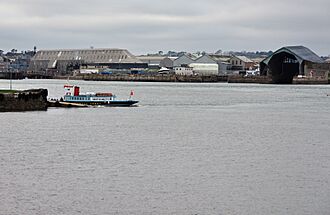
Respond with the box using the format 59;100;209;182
62;85;138;107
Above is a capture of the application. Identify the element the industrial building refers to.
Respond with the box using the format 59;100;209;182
229;55;255;71
325;58;330;64
29;48;147;76
159;54;198;69
174;66;193;75
189;63;219;76
195;54;232;74
159;57;177;69
0;56;8;72
136;56;168;69
160;53;232;75
260;46;329;84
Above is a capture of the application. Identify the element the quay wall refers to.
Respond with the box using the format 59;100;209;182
293;77;329;84
81;74;223;83
228;75;273;84
55;74;329;84
0;72;24;79
0;89;48;112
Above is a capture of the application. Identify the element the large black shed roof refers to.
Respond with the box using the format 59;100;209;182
262;46;324;65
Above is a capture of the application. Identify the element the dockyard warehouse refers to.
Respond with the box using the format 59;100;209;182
28;48;147;76
260;46;328;84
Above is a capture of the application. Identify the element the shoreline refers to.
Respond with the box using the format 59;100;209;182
58;74;330;85
1;74;329;85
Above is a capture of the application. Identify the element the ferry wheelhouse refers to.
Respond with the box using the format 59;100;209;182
63;85;138;107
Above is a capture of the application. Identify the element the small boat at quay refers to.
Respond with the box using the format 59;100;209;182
60;85;138;107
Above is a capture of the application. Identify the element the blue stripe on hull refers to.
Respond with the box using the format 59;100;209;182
64;100;138;107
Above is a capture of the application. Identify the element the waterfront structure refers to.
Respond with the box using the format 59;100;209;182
173;54;195;67
160;54;195;69
0;56;9;72
325;58;330;63
160;53;232;75
0;51;35;73
230;55;255;71
195;54;231;75
0;50;34;79
0;89;48;112
29;48;145;76
137;56;167;69
189;63;219;76
174;66;193;75
159;57;177;69
260;46;329;84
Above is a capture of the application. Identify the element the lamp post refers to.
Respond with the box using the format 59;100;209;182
10;68;12;90
9;59;14;90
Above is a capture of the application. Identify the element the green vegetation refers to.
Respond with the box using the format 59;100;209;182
0;89;19;93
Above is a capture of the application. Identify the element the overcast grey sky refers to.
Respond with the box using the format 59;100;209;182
0;0;329;55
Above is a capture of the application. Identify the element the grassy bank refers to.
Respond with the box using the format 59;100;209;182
0;89;19;93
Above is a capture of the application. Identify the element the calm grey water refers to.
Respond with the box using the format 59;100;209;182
0;79;330;215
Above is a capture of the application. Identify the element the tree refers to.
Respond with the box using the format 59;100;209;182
215;49;222;55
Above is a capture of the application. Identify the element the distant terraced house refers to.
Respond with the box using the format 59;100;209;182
28;48;147;76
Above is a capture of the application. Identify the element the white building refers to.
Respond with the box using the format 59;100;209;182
174;66;193;75
195;54;231;75
189;63;218;75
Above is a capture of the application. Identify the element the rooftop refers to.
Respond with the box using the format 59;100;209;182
233;55;254;63
262;46;324;65
32;48;142;64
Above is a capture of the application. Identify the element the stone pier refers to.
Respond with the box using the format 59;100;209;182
0;89;48;112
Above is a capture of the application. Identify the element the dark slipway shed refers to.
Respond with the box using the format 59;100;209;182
260;46;324;83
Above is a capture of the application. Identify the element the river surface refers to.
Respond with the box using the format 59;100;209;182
0;79;330;215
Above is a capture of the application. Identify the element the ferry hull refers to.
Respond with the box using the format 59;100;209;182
63;100;138;107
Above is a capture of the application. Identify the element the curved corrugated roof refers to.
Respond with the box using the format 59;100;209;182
262;46;324;65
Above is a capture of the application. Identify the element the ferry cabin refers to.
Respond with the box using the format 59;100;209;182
63;85;115;104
